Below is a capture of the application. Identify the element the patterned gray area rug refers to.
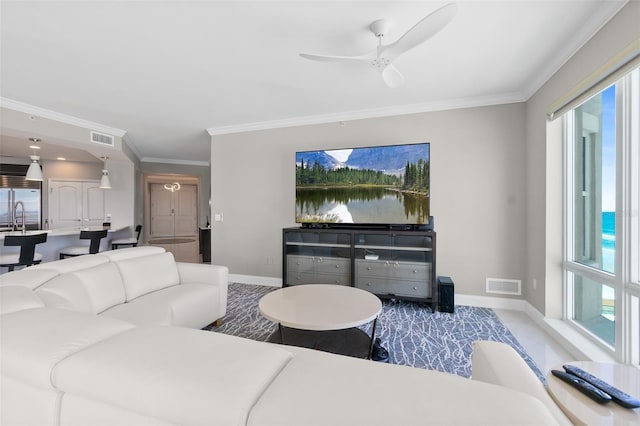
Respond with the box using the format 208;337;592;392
209;283;545;382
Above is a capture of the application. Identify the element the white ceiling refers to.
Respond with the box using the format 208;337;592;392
0;1;627;165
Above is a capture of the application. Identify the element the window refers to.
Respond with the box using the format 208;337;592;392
564;67;640;364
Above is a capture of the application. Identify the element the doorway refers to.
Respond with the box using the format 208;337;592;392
144;174;199;262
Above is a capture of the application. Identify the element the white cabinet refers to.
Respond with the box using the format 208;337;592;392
49;180;104;229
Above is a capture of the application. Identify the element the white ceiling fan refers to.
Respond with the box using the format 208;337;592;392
300;3;457;88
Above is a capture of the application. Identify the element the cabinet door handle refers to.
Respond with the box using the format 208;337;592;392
413;286;418;290
413;270;418;273
367;282;372;286
335;264;340;268
366;266;372;271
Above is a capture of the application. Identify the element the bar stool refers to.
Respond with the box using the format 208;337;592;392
0;233;48;272
59;229;108;259
111;225;142;249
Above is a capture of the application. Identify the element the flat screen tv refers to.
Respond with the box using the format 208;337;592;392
295;142;430;227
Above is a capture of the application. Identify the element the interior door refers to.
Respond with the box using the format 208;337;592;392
149;183;197;238
174;184;197;236
150;183;175;237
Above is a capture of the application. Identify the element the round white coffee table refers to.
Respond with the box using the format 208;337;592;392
547;361;640;426
259;284;382;359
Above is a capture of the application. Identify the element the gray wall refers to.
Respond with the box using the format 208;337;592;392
211;103;527;297
524;0;640;316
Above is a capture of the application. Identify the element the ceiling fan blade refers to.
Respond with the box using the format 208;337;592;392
299;53;370;64
383;3;457;61
381;64;405;88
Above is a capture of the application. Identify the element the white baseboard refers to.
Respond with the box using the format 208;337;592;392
455;294;527;311
229;274;282;288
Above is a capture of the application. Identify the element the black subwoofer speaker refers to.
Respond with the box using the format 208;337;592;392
438;276;455;313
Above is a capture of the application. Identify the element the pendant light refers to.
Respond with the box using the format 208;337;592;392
25;138;43;181
99;156;112;189
26;155;43;181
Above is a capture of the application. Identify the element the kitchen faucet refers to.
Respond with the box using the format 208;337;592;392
14;201;26;235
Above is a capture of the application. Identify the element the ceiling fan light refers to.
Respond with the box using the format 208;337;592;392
99;169;112;189
26;155;43;181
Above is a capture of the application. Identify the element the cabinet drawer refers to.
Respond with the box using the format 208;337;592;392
288;255;350;275
356;277;429;298
355;260;429;281
287;271;350;286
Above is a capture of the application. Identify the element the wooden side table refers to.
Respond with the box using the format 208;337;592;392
547;361;640;425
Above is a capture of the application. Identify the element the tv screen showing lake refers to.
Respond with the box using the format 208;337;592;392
295;143;430;224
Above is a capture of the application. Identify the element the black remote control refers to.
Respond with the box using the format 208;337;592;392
551;370;612;404
563;364;640;409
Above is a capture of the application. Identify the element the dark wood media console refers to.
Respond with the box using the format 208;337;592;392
282;227;437;310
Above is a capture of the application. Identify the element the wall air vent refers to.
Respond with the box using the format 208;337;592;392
90;131;115;147
486;278;521;296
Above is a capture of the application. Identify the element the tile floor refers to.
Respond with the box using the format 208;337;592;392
495;308;574;375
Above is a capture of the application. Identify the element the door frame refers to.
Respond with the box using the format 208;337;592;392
143;173;200;243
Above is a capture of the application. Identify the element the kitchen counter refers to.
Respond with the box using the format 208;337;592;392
0;226;131;269
0;225;127;240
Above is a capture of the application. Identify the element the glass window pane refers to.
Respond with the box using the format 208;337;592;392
573;85;616;273
572;273;615;347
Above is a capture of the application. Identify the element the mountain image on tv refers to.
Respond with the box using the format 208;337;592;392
295;143;430;224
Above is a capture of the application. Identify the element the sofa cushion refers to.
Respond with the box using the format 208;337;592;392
30;254;109;274
0;308;134;390
101;283;223;328
248;345;560;426
0;268;59;290
53;327;293;426
0;286;44;315
96;245;165;262
36;263;127;314
471;340;571;425
1;375;60;426
116;252;180;301
60;394;178;426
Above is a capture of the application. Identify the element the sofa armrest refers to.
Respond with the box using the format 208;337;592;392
176;263;228;319
471;341;571;425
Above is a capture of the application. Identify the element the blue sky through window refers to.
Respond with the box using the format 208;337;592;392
601;85;616;212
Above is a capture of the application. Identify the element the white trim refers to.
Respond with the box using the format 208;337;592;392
229;273;282;288
207;93;523;136
0;97;127;137
140;157;210;167
455;293;526;311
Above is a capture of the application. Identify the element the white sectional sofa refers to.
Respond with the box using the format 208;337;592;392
0;247;570;425
0;246;228;328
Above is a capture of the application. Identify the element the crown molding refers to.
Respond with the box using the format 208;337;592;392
520;0;628;100
207;92;525;136
140;157;210;167
0;97;127;138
